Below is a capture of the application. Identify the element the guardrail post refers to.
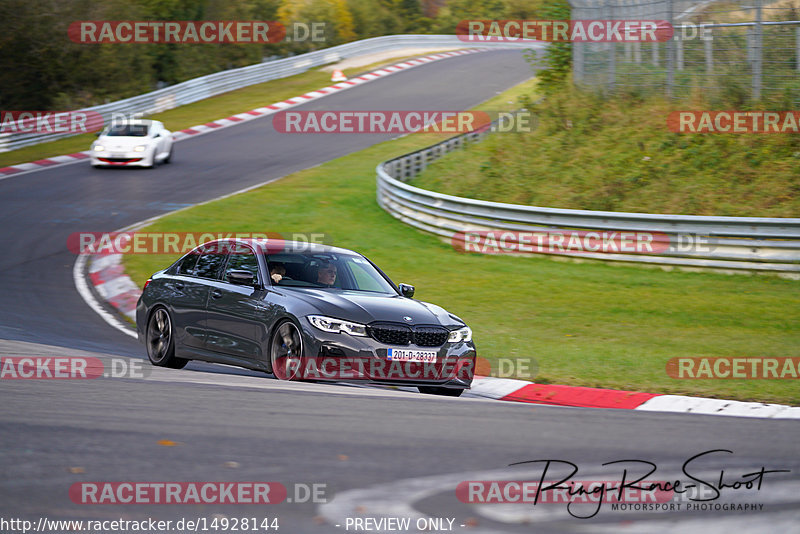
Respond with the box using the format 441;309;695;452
797;27;800;71
752;0;763;101
704;26;714;74
666;0;675;97
574;40;585;84
607;0;617;94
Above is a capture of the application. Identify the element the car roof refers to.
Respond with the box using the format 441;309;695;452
104;119;162;130
202;238;357;256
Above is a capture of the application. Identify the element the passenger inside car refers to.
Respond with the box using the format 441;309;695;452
269;263;286;284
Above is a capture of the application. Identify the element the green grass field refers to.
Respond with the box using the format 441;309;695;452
122;78;800;405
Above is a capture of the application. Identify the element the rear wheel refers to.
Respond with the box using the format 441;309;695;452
146;307;188;369
418;386;464;397
270;320;305;380
163;145;173;164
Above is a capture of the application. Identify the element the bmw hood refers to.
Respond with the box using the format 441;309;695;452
286;289;463;328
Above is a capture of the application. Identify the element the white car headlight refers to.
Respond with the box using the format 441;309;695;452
133;145;147;152
308;315;367;337
93;145;104;152
448;326;472;343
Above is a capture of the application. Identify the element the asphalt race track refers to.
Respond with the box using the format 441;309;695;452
1;50;798;533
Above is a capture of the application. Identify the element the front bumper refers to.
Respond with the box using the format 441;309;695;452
276;321;477;389
91;152;148;166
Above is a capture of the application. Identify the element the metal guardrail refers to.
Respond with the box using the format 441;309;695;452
376;129;800;276
0;35;536;153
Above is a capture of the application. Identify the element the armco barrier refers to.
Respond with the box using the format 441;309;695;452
0;35;537;152
376;130;800;276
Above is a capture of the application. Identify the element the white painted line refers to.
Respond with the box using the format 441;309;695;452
635;394;800;419
73;253;137;339
468;376;531;399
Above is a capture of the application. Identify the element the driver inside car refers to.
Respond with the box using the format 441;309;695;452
317;261;337;287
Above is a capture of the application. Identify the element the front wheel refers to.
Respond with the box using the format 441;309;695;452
269;320;305;380
146;307;188;369
418;386;464;397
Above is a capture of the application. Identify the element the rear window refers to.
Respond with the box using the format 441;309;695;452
194;248;226;280
174;253;199;275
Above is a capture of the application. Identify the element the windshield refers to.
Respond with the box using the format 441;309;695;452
265;252;397;294
105;124;149;137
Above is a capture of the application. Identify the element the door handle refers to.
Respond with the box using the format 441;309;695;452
211;289;223;299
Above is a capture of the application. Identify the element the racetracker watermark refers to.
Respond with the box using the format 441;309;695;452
667;111;800;133
68;232;330;255
273;110;534;134
667;357;800;379
0;357;150;379
69;482;329;505
0;111;104;134
456;480;675;504
457;20;673;42
475;357;538;379
451;230;717;256
70;482;285;504
68;21;286;44
273;111;489;134
273;354;476;382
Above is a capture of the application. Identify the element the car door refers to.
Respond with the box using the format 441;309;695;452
168;244;226;353
204;243;270;362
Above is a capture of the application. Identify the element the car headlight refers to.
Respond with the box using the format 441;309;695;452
93;145;104;152
308;315;368;337
448;326;472;343
133;145;147;152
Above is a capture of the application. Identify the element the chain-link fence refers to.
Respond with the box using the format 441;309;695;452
571;0;800;106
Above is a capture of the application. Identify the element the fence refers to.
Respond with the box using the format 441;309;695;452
570;0;800;105
376;127;800;276
0;35;535;153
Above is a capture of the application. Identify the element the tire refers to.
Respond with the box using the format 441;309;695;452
418;386;464;397
269;320;305;380
163;145;173;164
146;307;188;369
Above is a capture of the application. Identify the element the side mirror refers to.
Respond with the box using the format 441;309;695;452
153;131;161;138
228;270;256;287
398;283;415;298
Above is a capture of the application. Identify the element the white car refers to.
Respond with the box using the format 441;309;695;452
91;119;173;168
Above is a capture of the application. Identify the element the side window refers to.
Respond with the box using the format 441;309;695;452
225;245;260;283
176;252;199;275
194;245;227;280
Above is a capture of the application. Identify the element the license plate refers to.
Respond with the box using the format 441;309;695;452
387;348;437;363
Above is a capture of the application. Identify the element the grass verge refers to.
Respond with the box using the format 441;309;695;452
122;77;799;405
410;88;800;217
